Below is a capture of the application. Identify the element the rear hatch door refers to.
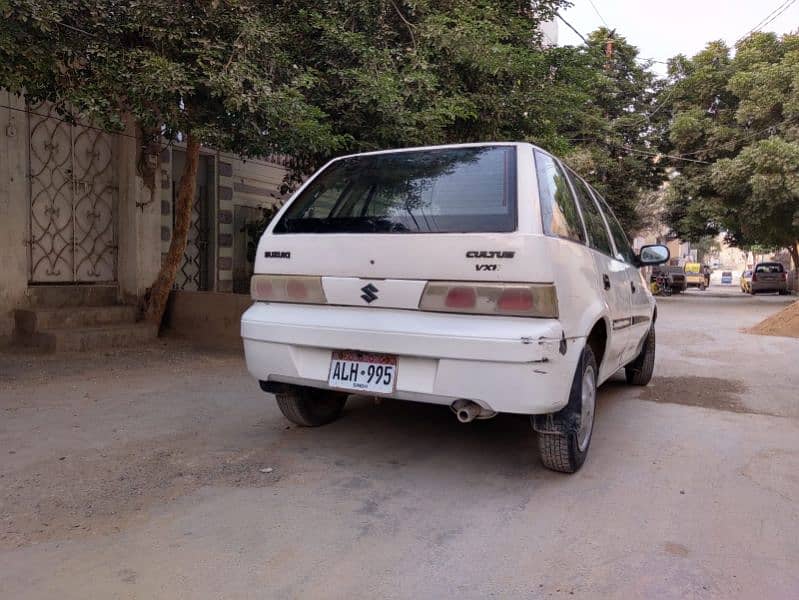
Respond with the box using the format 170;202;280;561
255;145;553;309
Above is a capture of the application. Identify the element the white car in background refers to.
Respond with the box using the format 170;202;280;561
241;143;670;473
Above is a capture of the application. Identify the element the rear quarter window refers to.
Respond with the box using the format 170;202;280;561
534;151;586;244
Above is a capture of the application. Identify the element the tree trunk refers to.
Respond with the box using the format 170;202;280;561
789;242;799;293
145;133;201;327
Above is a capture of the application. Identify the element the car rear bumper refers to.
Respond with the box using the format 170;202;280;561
751;281;788;292
241;302;583;415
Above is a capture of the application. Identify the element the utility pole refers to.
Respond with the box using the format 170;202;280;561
604;30;615;71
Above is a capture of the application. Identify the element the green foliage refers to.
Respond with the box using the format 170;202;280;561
1;0;664;236
553;28;667;232
661;32;799;259
712;138;799;250
1;0;343;157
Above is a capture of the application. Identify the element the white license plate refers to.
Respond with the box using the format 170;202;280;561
328;351;397;394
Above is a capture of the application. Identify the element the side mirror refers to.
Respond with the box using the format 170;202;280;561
636;244;670;267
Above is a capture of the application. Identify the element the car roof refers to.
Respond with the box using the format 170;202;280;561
331;142;527;161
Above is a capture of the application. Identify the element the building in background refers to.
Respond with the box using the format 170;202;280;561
0;92;287;345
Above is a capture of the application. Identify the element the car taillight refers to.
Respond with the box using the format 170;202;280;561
752;273;758;282
420;282;558;318
497;288;535;311
781;272;787;281
251;275;327;304
445;287;477;309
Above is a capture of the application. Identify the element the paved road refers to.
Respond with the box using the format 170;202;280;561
1;294;798;599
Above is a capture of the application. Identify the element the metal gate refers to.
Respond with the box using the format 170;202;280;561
173;152;214;291
28;102;117;283
175;183;212;291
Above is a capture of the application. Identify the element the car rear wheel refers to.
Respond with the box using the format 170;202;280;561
625;325;655;386
536;346;597;474
275;385;348;427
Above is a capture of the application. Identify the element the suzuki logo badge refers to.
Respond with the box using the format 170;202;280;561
360;283;379;304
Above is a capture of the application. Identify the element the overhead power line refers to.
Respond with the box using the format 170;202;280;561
735;0;797;44
555;13;589;45
677;116;797;157
586;0;610;29
757;0;797;30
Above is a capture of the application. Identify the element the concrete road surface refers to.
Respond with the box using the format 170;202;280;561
1;294;798;599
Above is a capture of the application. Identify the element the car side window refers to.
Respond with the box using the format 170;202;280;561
592;191;636;264
534;151;586;244
565;170;613;256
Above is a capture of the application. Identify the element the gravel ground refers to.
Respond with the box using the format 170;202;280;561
1;291;798;599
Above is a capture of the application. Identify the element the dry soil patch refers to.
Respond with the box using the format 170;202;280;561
637;376;751;414
0;426;283;549
748;300;799;339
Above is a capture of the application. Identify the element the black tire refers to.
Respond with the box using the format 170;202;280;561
750;288;756;295
625;325;656;386
537;346;597;474
275;385;348;427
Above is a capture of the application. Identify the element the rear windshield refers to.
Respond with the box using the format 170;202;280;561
273;146;517;234
755;263;784;273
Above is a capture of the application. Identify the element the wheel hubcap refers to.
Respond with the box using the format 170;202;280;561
577;365;596;452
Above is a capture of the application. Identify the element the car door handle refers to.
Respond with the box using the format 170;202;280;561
630;281;636;293
603;274;611;290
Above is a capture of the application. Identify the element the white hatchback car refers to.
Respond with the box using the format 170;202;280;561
242;143;669;473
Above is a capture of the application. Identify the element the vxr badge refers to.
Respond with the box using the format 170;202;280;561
360;283;379;304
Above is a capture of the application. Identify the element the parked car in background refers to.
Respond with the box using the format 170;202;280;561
721;271;733;285
241;142;671;474
652;265;687;293
751;262;789;295
684;262;706;290
740;269;753;293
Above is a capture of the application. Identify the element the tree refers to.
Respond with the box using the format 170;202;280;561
661;32;799;272
3;0;667;321
1;0;340;325
712;138;799;268
553;28;668;233
278;12;664;233
271;0;569;180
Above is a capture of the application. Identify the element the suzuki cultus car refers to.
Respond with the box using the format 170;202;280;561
242;143;669;473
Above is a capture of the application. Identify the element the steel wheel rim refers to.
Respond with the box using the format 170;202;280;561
577;365;596;452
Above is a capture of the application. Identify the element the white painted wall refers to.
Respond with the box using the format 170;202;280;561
0;91;30;338
116;115;162;305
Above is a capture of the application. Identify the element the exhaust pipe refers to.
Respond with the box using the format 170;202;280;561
451;399;497;423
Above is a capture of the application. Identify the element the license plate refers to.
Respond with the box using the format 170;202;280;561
328;351;397;394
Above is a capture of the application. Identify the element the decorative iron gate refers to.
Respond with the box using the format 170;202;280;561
28;103;117;283
175;183;212;291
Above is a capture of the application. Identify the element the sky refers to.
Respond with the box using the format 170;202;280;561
557;0;799;75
